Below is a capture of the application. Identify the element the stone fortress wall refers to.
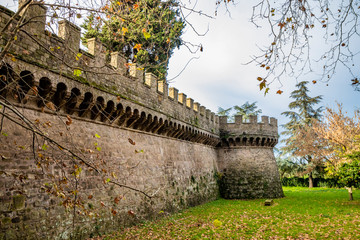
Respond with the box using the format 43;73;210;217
0;2;283;239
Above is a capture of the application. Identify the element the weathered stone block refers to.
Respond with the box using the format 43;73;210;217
11;195;26;211
186;98;194;109
129;63;144;79
58;20;81;53
110;52;127;71
193;102;200;112
264;199;274;206
178;93;187;105
168;87;178;101
144;72;157;88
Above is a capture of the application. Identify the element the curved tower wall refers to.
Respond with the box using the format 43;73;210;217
217;115;284;199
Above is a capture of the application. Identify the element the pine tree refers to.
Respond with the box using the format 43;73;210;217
281;81;323;187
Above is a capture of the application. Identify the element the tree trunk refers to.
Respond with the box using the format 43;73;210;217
349;192;354;201
308;172;314;188
346;187;354;201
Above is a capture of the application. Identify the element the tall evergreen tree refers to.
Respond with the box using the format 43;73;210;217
281;81;323;187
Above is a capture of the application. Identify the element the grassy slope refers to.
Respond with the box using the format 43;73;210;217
104;187;360;239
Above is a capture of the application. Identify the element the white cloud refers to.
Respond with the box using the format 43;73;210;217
167;0;360;128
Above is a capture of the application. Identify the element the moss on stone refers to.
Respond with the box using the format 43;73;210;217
110;85;118;91
11;195;26;210
12;53;50;71
191;175;196;183
179;197;184;206
263;181;269;191
1;217;11;225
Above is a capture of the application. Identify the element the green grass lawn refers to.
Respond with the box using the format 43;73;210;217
104;187;360;239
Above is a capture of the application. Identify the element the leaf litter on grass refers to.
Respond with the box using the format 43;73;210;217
101;187;360;240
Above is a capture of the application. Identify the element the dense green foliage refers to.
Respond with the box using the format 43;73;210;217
82;0;184;79
281;177;341;188
103;187;360;239
276;156;304;178
336;154;360;189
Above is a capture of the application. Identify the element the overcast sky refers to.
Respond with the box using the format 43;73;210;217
2;0;359;131
167;1;359;128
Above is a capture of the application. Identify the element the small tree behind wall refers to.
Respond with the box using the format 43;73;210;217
335;155;360;200
233;101;262;121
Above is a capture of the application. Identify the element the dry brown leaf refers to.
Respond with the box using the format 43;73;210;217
66;115;72;126
46;102;56;111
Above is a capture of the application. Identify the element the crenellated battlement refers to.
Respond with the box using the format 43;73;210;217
219;115;278;136
0;3;219;135
218;115;278;147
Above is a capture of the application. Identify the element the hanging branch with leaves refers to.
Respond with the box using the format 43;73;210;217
251;0;360;94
